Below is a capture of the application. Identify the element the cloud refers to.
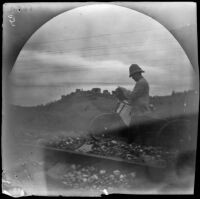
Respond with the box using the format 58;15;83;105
11;43;194;93
11;49;131;86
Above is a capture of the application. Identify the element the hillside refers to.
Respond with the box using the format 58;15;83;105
8;92;118;142
7;89;198;144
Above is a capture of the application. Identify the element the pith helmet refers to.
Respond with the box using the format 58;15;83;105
129;64;144;77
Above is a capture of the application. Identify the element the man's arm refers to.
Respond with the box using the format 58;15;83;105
119;87;132;99
129;81;146;103
115;87;128;101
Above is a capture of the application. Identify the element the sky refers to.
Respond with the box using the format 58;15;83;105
9;4;195;106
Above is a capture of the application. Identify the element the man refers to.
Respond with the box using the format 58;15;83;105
116;64;150;118
128;64;150;118
116;64;150;143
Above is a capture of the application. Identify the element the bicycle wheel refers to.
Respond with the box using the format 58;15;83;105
88;113;125;139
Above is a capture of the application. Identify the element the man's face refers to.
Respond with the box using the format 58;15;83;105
131;73;141;81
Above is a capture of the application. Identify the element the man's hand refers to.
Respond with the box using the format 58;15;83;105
115;87;127;101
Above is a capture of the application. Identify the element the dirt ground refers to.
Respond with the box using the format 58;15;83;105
2;136;195;196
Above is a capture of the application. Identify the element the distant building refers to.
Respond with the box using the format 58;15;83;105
76;89;81;93
85;90;92;95
171;90;176;96
103;90;110;95
112;91;116;95
91;88;101;94
61;95;67;99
